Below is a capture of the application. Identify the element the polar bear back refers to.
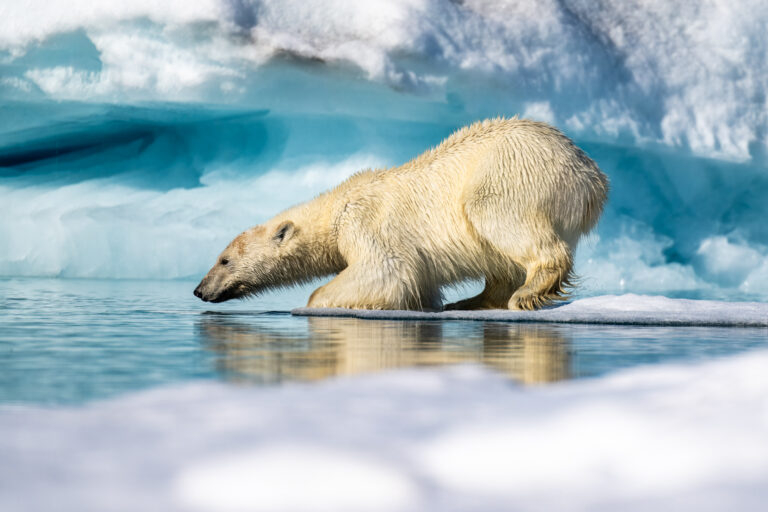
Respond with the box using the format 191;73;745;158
332;118;607;271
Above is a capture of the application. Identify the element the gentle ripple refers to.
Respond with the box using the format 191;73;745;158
1;278;767;405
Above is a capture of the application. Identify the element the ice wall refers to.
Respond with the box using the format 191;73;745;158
1;0;767;299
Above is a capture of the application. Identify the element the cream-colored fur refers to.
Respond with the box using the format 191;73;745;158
194;118;608;310
199;316;570;384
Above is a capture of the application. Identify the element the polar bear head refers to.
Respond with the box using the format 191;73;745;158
194;220;297;303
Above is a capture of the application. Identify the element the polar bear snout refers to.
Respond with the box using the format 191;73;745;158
194;274;239;303
193;277;217;302
193;281;217;302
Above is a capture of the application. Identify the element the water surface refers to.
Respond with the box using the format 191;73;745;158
2;278;767;405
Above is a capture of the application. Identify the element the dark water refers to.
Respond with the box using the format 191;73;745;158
1;278;767;405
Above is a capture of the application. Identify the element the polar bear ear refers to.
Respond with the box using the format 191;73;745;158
272;221;295;246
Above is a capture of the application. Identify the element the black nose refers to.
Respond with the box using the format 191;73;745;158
194;286;203;299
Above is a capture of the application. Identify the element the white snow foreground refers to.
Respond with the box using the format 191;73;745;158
1;351;768;512
293;294;768;327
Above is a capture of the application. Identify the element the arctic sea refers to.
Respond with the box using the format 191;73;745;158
3;278;768;406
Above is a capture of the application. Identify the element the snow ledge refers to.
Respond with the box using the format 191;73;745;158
293;294;768;327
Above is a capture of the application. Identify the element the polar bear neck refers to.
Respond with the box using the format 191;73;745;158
275;192;348;281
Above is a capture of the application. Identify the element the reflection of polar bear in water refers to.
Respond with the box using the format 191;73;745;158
194;118;608;310
198;316;570;384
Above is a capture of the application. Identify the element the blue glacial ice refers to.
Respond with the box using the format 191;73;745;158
1;0;767;301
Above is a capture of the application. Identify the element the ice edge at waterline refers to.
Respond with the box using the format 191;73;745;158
293;294;768;327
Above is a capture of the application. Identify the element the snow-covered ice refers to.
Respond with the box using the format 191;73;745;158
3;0;767;163
294;294;768;327
1;348;767;512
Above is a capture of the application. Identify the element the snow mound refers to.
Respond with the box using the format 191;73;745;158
3;1;768;162
1;350;767;511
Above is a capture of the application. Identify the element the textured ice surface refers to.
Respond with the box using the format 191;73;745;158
294;294;768;327
1;350;767;512
1;1;768;300
3;0;767;161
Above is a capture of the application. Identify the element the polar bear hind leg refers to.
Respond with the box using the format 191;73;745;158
444;273;525;310
459;181;575;309
446;222;574;311
507;237;574;310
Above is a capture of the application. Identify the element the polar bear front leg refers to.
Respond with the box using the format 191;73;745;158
307;266;404;310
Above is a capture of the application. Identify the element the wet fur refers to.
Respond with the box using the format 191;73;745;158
196;118;608;311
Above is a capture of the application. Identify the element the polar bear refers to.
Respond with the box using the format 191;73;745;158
194;118;608;311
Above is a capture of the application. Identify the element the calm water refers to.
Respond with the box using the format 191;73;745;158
1;277;767;405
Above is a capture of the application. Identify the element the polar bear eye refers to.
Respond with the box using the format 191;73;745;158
220;258;229;266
